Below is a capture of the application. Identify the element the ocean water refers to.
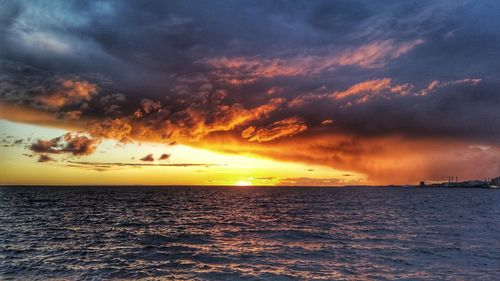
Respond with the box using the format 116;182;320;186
1;186;499;280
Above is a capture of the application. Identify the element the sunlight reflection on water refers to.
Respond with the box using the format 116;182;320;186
1;186;499;280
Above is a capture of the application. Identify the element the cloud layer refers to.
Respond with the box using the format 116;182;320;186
30;133;99;156
1;0;500;183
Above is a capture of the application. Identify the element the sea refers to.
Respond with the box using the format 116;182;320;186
1;186;499;280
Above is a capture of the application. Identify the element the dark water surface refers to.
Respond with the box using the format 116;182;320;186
1;186;499;280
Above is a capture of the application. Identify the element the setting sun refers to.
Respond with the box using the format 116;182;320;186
235;181;252;186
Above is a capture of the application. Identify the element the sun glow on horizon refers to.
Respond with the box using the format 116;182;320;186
0;119;365;186
234;180;252;186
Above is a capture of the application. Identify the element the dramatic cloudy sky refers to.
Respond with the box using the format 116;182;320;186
1;0;499;185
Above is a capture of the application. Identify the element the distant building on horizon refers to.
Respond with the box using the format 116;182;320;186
491;176;500;186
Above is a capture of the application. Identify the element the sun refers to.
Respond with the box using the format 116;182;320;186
235;180;252;186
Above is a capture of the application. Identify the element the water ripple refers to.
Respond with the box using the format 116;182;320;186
1;186;499;280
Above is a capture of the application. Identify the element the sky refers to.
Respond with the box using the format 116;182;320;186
0;0;499;185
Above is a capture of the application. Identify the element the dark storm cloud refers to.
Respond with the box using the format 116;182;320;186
140;154;154;162
159;153;171;160
1;0;500;180
29;133;100;156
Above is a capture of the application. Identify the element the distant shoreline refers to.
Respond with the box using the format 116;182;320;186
0;184;498;189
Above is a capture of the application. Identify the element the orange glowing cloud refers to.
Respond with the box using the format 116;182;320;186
200;132;500;185
36;79;98;110
333;78;393;99
0;70;490;186
288;78;411;107
288;76;481;108
0;101;85;130
88;97;286;143
418;78;482;96
203;39;423;83
242;117;307;142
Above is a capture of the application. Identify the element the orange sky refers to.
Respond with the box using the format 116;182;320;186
0;119;366;186
1;115;498;186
